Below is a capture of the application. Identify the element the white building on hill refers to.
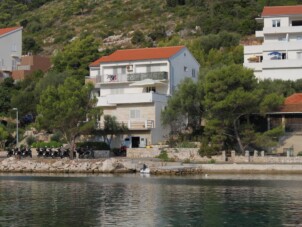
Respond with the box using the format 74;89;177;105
87;46;200;148
0;27;22;77
244;5;302;80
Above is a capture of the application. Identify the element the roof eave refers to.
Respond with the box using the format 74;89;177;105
0;27;22;39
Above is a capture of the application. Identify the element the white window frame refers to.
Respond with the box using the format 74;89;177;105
130;109;140;119
272;19;281;27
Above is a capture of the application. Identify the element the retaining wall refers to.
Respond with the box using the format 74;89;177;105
127;148;302;163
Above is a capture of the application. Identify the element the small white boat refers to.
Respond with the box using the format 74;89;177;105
140;168;150;174
140;164;150;174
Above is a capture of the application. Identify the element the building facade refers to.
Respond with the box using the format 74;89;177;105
244;5;302;80
12;55;51;80
0;27;22;77
87;46;200;148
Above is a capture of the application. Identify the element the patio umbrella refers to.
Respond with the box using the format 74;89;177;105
268;51;282;56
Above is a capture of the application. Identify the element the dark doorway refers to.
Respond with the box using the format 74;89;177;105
131;137;140;148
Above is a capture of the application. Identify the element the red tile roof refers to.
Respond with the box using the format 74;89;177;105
0;27;22;37
90;46;185;67
262;5;302;17
274;93;302;113
284;93;302;105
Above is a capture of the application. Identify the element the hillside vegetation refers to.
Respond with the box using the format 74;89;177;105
2;0;302;55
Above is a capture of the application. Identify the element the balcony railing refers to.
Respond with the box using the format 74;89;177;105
97;119;154;130
127;71;168;81
85;76;102;85
86;71;168;85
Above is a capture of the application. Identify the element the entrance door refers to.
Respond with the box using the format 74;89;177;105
131;137;140;148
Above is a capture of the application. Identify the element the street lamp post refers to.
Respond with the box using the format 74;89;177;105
12;108;18;148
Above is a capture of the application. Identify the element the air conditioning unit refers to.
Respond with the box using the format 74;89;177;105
126;65;133;72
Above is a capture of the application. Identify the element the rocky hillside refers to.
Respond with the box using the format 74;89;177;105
2;0;302;55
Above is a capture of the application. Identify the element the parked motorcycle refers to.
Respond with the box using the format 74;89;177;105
6;148;14;157
21;147;32;158
37;147;44;157
51;147;60;158
77;147;94;159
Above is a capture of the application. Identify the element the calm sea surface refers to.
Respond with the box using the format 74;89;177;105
1;173;302;226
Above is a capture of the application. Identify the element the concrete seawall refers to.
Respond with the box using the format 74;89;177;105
2;157;302;175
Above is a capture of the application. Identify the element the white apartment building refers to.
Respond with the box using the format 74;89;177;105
244;5;302;80
0;27;22;77
87;46;200;148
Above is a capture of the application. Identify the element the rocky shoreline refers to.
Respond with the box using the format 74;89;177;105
2;157;302;175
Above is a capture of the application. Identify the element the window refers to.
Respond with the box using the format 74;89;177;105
297;36;302;41
126;65;133;72
297;52;302;59
292;20;302;26
192;69;196;78
184;66;188;72
272;20;280;27
11;44;17;52
130;110;140;119
282;53;287;60
0;59;4;66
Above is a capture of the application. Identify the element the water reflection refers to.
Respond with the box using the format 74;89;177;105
0;174;302;226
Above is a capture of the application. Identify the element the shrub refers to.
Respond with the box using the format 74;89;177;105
208;159;216;164
176;141;197;148
50;131;64;142
31;141;63;148
26;136;36;146
297;151;302;156
76;142;110;150
156;150;170;161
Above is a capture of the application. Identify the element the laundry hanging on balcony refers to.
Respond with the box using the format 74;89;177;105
248;55;260;62
268;51;282;60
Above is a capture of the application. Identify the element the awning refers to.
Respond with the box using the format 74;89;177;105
129;79;166;87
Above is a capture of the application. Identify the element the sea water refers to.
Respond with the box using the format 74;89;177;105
0;173;302;226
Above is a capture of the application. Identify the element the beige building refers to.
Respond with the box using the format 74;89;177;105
87;46;200;148
12;55;51;80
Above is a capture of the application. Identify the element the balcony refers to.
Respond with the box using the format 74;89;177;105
243;62;263;71
85;76;102;88
97;92;168;106
262;42;302;52
127;71;168;81
263;26;302;34
97;119;154;130
262;59;302;69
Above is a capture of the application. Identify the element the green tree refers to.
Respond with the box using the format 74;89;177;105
52;35;99;79
94;115;127;147
162;78;204;135
0;78;16;114
11;71;44;117
203;64;260;154
131;30;145;45
36;77;99;158
0;124;9;149
23;37;42;54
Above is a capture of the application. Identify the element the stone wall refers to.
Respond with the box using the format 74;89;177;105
127;148;225;163
127;148;302;163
